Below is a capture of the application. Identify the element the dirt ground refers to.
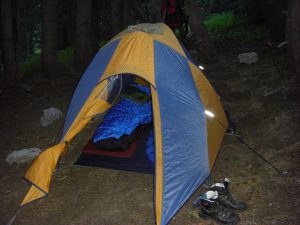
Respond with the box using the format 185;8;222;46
0;43;299;225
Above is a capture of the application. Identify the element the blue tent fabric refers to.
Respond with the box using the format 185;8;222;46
62;40;121;137
93;85;152;143
154;41;209;224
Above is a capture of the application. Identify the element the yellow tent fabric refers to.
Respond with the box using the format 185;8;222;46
188;62;229;169
22;81;111;206
151;86;163;225
109;23;185;58
101;32;156;85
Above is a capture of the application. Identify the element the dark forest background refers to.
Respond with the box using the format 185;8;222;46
0;0;299;87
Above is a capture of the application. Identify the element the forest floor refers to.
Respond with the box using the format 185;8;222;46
0;42;299;225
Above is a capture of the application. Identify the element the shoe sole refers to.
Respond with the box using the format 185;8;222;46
198;211;240;225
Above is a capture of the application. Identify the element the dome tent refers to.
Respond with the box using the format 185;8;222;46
20;23;228;225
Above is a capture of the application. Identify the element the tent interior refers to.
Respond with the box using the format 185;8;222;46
73;73;155;174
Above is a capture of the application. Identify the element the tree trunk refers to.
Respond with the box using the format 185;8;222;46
41;0;58;77
16;0;25;61
128;0;148;23
0;46;4;82
57;0;76;50
110;0;122;36
1;0;19;85
121;0;134;29
184;0;218;64
286;0;300;76
93;0;110;41
74;0;98;71
26;31;35;57
148;0;162;23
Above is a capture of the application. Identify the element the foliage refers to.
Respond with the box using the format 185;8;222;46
205;12;238;33
204;11;270;43
20;53;41;75
20;47;75;75
20;39;109;75
57;47;75;65
195;0;250;17
99;40;108;48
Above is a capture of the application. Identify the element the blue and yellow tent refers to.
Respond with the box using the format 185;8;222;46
21;23;228;224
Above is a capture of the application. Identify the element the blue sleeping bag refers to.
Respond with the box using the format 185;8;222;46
93;84;151;140
93;84;155;164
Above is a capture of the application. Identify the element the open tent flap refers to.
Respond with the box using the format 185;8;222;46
75;79;156;172
20;66;227;224
22;79;112;206
21;75;154;206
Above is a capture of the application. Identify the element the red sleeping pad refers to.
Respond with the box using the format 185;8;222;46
82;138;140;158
75;131;153;174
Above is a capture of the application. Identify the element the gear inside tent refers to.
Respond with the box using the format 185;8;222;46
75;80;155;174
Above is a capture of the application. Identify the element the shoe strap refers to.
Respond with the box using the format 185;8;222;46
205;190;218;200
192;190;218;206
210;182;225;189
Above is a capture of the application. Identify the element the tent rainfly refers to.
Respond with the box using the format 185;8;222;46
20;23;228;225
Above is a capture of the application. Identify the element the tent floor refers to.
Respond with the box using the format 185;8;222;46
74;131;153;174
